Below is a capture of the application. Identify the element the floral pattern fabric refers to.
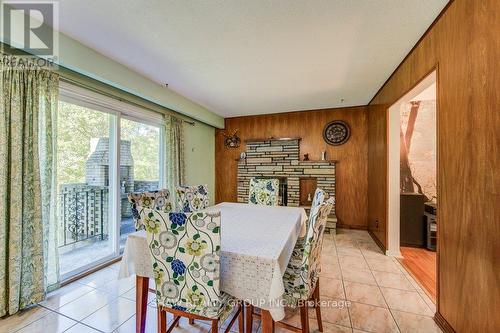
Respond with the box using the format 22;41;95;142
140;207;235;320
128;189;172;230
176;185;210;212
288;189;326;267
303;188;326;229
248;178;279;206
283;194;335;307
120;202;308;321
164;116;185;199
310;188;326;215
0;66;60;316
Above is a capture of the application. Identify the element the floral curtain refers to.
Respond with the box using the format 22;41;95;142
163;115;185;206
0;64;59;316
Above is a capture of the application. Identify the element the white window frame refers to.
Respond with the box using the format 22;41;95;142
58;81;166;280
59;81;165;126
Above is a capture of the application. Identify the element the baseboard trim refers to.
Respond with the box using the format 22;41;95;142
434;312;455;333
368;230;386;253
336;224;368;230
61;256;122;287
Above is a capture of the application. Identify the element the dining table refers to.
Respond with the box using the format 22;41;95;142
118;202;308;333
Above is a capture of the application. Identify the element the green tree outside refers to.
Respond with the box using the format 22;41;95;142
57;101;160;186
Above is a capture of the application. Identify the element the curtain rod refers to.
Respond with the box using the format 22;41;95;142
59;76;196;126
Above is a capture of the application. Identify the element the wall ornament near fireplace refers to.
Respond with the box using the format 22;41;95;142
323;120;350;146
222;129;241;148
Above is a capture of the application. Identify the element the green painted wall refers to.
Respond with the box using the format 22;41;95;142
184;122;215;204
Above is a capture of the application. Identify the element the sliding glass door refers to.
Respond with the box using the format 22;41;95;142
119;118;161;252
57;99;117;278
57;82;164;279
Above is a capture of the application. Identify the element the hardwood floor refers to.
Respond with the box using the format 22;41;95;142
399;247;437;302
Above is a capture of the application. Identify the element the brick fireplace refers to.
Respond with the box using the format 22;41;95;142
237;138;337;231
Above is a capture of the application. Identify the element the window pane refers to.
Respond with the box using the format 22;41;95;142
120;118;160;251
57;100;115;276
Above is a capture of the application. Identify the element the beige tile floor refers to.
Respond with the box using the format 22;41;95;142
0;229;441;333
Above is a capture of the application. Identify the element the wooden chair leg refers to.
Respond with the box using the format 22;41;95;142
166;315;181;333
313;282;323;332
300;304;310;333
189;318;194;325
211;319;218;333
137;276;150;333
157;307;167;333
238;304;245;333
245;303;254;333
261;310;275;333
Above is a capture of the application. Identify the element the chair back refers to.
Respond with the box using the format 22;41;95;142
176;185;210;212
248;178;279;206
128;189;172;230
310;188;326;216
140;207;223;318
300;197;335;293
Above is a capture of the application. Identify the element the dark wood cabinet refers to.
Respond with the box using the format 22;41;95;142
400;193;426;247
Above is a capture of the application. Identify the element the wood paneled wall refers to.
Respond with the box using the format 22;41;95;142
367;104;388;248
367;1;500;332
215;107;368;228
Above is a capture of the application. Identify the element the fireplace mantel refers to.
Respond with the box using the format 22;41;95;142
244;137;302;143
237;138;337;231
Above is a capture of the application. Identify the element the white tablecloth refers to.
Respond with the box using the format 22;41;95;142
119;202;307;321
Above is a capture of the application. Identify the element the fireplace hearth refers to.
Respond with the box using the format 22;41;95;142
237;138;337;231
253;176;288;206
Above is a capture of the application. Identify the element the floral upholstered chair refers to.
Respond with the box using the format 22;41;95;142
176;184;211;212
248;178;279;206
283;197;334;332
140;207;243;333
310;188;326;215
283;196;334;304
291;188;326;259
128;189;172;230
245;195;334;333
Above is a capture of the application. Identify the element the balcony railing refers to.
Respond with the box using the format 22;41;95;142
58;184;108;247
58;180;159;248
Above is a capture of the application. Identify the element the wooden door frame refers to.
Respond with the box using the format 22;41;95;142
385;66;439;311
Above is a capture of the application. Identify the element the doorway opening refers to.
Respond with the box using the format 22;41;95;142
387;70;437;302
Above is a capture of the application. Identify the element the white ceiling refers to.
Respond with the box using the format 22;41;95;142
54;0;448;117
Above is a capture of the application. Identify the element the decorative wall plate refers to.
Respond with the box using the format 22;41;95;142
222;129;241;148
323;120;350;146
